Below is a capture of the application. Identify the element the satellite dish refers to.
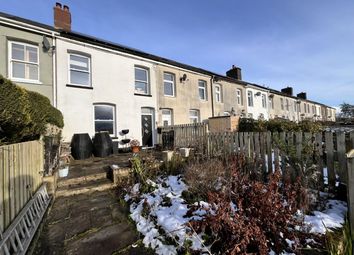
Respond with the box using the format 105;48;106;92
42;36;51;51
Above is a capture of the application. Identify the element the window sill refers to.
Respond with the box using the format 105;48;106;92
134;93;152;97
164;95;176;98
10;78;42;85
66;84;93;90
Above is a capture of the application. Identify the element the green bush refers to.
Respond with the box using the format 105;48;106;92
238;118;323;133
0;76;64;144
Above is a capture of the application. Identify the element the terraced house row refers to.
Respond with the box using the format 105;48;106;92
0;3;335;147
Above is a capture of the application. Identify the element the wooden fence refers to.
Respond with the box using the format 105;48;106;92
0;140;44;232
207;131;353;187
159;124;354;191
158;123;208;149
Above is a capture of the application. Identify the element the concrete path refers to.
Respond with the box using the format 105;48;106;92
32;154;153;255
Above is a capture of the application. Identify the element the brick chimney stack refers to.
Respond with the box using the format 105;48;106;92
297;92;307;100
54;2;71;31
281;86;293;96
226;65;242;80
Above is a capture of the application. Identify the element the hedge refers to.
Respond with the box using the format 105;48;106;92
0;76;64;144
238;118;323;133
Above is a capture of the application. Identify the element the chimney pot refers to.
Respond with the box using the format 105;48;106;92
54;3;71;31
281;86;293;96
226;65;242;80
297;92;307;100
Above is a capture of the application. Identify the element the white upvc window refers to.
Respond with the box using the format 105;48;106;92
161;109;173;126
280;98;284;110
261;94;267;108
247;91;253;107
198;80;207;100
294;100;297;112
269;97;274;109
94;104;116;136
285;99;289;111
8;41;39;83
236;89;243;105
69;53;91;86
189;109;200;123
163;72;175;97
215;84;222;103
307;104;310;113
135;66;150;94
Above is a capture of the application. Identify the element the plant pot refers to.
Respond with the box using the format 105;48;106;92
132;146;140;153
59;166;69;178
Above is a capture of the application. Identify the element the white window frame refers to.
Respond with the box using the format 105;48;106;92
163;72;175;97
93;104;116;136
68;53;91;87
161;109;173;126
215;84;222;103
247;91;253;107
198;80;207;100
280;98;284;110
261;94;267;108
236;89;243;105
134;66;150;95
269;97;274;109
285;99;289;111
189;109;200;123
8;41;40;84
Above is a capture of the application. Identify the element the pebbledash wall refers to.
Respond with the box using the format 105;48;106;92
55;37;157;144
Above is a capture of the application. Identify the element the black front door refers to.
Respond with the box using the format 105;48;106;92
141;114;153;147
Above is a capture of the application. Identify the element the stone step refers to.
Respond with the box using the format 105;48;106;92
56;179;115;197
57;171;108;188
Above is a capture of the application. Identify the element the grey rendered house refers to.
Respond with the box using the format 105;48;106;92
0;12;57;103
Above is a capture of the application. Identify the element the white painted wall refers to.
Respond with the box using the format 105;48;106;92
245;86;269;120
56;38;157;145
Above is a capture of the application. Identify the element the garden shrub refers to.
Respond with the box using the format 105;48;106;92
238;118;323;133
184;158;226;202
0;75;64;144
0;76;32;143
189;154;322;254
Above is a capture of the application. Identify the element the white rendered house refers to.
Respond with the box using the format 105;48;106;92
245;85;269;120
55;36;158;147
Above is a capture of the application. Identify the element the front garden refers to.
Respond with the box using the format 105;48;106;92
119;150;349;255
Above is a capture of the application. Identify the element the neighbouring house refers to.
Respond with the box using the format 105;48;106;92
245;84;270;120
0;3;336;148
0;12;57;103
156;65;213;126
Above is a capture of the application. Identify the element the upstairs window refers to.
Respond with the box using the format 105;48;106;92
307;104;310;113
280;98;284;110
69;53;91;86
9;41;39;82
261;94;267;108
285;99;289;111
135;66;149;94
198;80;207;100
94;104;116;136
236;89;243;105
247;91;253;107
163;72;175;97
215;84;222;103
189;109;200;123
269;97;274;109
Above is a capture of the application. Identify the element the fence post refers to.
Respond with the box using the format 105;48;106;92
346;149;354;251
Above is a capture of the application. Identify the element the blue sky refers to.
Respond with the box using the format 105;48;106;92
1;0;353;107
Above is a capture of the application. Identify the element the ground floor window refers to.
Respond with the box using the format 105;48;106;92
189;109;200;123
161;109;173;126
94;104;115;135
